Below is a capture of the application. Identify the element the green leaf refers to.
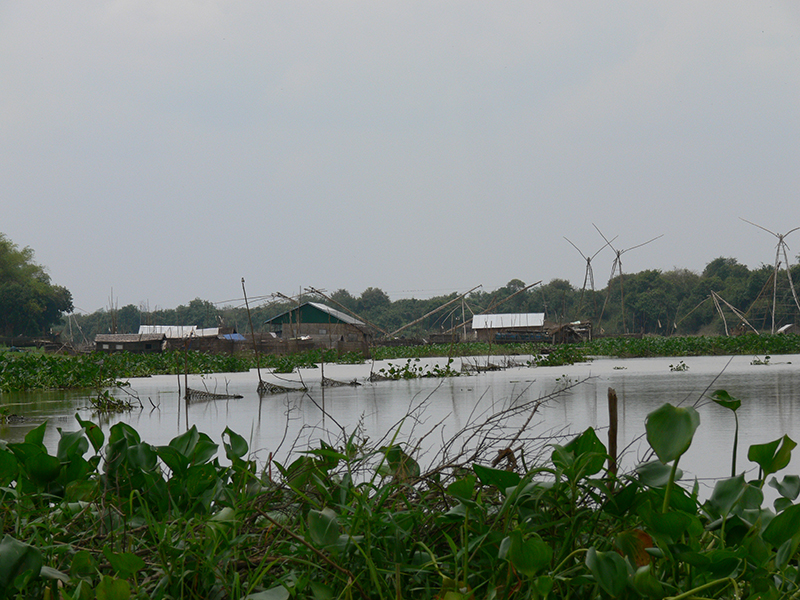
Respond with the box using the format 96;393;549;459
710;389;741;412
562;427;607;476
245;586;290;600
749;435;796;479
585;547;628;597
636;460;682;488
0;450;18;485
223;427;249;460
632;565;665;598
308;508;340;548
75;414;104;453
27;450;61;485
309;580;335;600
56;428;89;462
0;535;43;590
507;529;552;577
707;474;746;517
763;503;800;547
770;475;800;500
473;463;521;492
645;403;700;464
381;445;420;479
96;575;131;600
102;548;145;580
71;550;98;577
24;422;47;447
447;475;476;501
169;426;200;457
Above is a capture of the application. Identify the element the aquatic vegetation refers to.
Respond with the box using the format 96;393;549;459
2;387;800;598
375;357;460;380
669;360;689;372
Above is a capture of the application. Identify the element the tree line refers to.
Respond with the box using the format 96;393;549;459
63;257;800;343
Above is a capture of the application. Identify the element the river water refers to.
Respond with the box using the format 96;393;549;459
1;354;798;496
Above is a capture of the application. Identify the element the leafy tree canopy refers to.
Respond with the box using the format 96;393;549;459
0;233;73;337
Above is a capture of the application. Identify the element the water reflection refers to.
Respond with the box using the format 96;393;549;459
1;354;799;496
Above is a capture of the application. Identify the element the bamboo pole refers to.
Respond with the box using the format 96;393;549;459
305;287;390;336
608;387;618;487
387;285;482;338
241;278;264;389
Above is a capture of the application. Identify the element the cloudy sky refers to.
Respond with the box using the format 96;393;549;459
2;2;799;313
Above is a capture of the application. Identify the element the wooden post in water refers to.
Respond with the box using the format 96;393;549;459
241;278;265;392
608;387;618;489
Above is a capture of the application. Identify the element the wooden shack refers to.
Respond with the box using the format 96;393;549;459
471;313;547;343
265;302;372;353
95;333;166;354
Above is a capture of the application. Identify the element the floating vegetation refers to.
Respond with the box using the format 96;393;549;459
669;360;689;372
3;388;800;598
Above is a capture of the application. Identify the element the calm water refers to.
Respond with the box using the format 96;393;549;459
2;354;798;495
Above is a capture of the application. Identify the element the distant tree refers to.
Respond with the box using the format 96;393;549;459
358;287;391;314
115;304;141;333
330;289;358;311
0;233;73;337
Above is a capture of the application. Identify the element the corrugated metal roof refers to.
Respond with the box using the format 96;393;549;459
96;333;165;343
139;325;197;338
265;302;365;326
471;313;545;330
307;302;365;325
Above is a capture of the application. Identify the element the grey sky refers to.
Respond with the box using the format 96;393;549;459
3;2;799;313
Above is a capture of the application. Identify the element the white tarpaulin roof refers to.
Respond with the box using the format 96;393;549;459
471;313;545;330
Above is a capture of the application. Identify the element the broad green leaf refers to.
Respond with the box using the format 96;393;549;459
27;451;61;485
707;474;746;517
71;550;98;577
223;427;249;460
56;428;89;462
645;403;700;464
309;580;335;600
749;435;796;479
169;426;200;457
128;443;158;472
632;565;665;598
96;575;131;600
308;508;340;548
0;535;42;590
507;529;552;577
75;414;104;453
770;475;800;500
381;445;420;479
710;389;741;412
447;475;476;501
0;450;18;485
155;445;189;476
108;422;140;446
562;427;607;476
245;587;290;600
763;503;800;547
585;547;628;597
103;548;145;579
24;422;47;448
636;460;682;488
473;463;521;492
190;437;218;466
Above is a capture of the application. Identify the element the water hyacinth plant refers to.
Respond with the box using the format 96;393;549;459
2;387;800;598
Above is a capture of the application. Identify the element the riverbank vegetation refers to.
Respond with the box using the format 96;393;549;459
63;256;800;342
3;333;800;392
3;388;800;599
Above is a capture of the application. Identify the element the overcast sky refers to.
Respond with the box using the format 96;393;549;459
3;2;799;313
